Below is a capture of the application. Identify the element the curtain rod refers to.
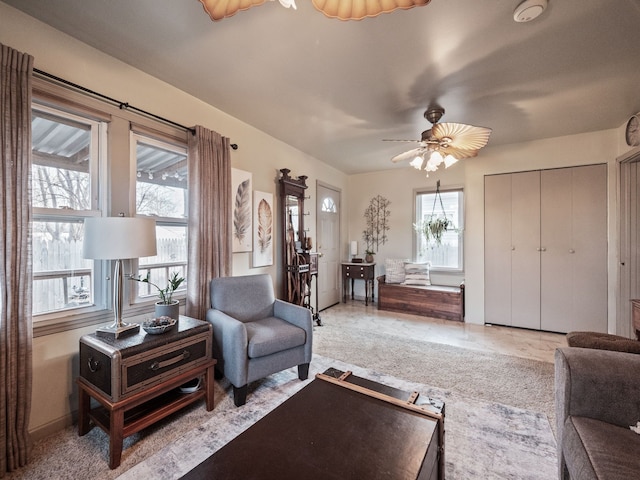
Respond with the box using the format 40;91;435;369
33;68;238;150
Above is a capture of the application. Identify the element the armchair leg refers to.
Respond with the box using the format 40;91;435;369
233;384;248;407
214;365;224;380
298;363;310;380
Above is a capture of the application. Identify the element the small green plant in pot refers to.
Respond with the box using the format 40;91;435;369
365;249;375;263
414;217;456;245
131;271;185;319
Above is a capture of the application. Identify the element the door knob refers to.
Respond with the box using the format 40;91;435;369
569;249;575;254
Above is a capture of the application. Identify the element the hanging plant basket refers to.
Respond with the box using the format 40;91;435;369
414;181;456;246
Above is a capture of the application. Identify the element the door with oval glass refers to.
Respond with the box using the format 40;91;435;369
317;182;341;310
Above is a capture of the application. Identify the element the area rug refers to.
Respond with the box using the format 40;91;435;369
117;354;557;480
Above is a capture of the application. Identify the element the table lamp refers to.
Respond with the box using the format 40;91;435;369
83;216;157;339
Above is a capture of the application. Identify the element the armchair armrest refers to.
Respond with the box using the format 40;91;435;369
274;299;313;361
555;347;640;444
205;308;248;387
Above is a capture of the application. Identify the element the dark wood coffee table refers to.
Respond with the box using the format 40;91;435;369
181;368;445;480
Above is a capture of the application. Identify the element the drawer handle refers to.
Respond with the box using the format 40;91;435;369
87;356;100;373
150;350;191;371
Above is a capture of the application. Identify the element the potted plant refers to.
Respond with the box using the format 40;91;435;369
365;249;375;263
131;271;185;320
414;216;455;245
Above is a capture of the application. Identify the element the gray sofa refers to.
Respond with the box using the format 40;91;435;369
555;347;640;479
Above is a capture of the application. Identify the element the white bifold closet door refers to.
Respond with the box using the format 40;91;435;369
484;164;607;333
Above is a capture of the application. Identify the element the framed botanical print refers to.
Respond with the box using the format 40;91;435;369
252;191;274;267
231;168;252;253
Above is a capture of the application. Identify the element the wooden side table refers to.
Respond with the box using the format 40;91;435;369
77;316;216;469
342;262;376;306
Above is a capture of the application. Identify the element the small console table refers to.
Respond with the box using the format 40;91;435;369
342;262;376;306
77;316;215;469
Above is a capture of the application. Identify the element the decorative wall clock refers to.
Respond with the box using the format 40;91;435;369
626;113;640;147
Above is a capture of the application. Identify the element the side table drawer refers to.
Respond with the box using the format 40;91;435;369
123;333;210;397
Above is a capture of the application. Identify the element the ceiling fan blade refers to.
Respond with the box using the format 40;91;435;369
382;139;421;143
439;146;480;159
312;0;431;20
199;0;267;21
391;147;425;163
431;122;492;151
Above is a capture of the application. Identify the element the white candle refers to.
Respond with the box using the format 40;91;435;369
350;241;358;256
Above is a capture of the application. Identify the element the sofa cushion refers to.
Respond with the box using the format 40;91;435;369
384;258;408;284
403;262;431;286
563;415;640;480
245;317;306;358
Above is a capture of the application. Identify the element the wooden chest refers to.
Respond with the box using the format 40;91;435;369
79;316;212;402
182;368;445;480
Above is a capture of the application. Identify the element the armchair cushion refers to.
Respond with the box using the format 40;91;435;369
245;317;307;358
566;331;640;354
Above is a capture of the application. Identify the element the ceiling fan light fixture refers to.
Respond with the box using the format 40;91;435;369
410;156;424;169
443;155;458;168
312;0;432;20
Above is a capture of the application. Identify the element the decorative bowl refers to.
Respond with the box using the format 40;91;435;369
142;316;177;335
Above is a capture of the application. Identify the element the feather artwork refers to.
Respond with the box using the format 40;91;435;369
233;179;251;242
257;199;273;253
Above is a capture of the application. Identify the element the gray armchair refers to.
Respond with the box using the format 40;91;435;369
555;347;640;479
206;274;313;406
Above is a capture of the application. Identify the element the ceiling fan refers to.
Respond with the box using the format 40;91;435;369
386;106;492;175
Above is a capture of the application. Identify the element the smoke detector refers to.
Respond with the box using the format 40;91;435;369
513;0;547;23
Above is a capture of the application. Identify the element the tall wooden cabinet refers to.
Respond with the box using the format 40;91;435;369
484;164;607;333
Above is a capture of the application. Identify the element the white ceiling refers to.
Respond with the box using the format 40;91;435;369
5;0;640;174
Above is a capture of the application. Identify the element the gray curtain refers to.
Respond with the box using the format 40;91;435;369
186;125;232;320
0;43;33;476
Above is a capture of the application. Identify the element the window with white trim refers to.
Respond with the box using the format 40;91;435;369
414;188;464;271
131;133;188;302
31;104;107;318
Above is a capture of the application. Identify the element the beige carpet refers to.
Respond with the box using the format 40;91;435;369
6;305;556;479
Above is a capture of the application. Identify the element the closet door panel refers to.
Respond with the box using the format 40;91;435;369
570;164;607;332
540;168;573;332
484;174;513;325
511;171;541;329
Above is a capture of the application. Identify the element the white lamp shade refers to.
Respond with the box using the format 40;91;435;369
350;241;358;256
83;217;157;260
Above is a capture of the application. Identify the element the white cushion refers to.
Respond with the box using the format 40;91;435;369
403;262;431;286
384;258;408;284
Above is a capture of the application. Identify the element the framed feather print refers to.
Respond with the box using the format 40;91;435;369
252;191;274;267
231;168;253;253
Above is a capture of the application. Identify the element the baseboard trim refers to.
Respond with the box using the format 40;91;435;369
30;410;76;442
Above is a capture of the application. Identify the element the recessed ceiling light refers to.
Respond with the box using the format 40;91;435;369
513;0;548;23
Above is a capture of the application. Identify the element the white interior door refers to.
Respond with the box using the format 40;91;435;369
317;183;341;310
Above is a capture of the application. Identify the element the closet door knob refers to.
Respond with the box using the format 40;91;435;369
569;249;575;254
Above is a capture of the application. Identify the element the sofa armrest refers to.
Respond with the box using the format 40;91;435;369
556;347;640;438
205;308;248;387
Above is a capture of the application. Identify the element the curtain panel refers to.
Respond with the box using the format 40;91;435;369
0;43;34;476
186;125;232;320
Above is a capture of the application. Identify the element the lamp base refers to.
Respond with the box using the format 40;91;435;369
96;321;140;339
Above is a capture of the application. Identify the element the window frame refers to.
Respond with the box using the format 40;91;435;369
413;186;464;273
129;132;189;307
31;102;109;324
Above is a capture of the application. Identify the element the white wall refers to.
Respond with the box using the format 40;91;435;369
1;2;348;437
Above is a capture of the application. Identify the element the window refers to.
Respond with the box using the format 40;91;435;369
321;197;337;213
414;188;464;271
132;134;188;302
31;105;106;318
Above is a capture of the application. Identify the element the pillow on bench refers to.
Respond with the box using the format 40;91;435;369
403;262;431;286
384;258;409;284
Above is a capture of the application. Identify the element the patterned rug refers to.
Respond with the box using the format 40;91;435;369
117;354;557;480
